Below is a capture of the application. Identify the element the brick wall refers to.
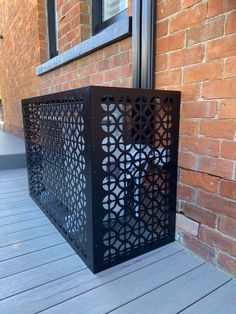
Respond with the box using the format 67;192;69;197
57;0;91;53
0;0;132;136
38;38;132;95
155;0;236;275
0;0;47;136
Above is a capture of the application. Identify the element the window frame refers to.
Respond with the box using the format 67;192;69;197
92;0;128;35
47;0;58;59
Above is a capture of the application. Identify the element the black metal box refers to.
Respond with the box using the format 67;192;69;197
22;86;181;273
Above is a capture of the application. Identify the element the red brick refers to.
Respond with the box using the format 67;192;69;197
176;213;199;236
112;51;130;67
179;119;199;136
221;141;236;160
200;120;236;140
89;72;104;85
104;68;121;81
157;0;181;20
177;231;215;262
170;3;207;33
203;79;236;99
97;59;111;72
119;38;132;51
177;183;196;202
181;0;201;9
206;35;236;61
181;101;217;118
127;0;132;16
167;83;201;102
178;151;197;170
181;169;219;192
218;216;236;238
169;46;204;68
208;0;236;17
155;69;182;87
181;136;219;157
120;64;132;78
217;253;236;275
199;156;234;179
156;31;185;54
180;201;217;227
219;100;236;119
156;20;168;38
103;43;120;58
184;61;223;83
198;191;236;219
186;16;224;46
220;180;236;200
199;226;236;257
155;54;168;72
226;11;236;34
224;57;236;78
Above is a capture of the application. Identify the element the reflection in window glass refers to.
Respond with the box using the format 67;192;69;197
102;0;128;22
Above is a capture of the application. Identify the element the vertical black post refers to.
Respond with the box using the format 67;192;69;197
92;0;102;35
141;0;155;89
132;0;142;88
47;0;58;58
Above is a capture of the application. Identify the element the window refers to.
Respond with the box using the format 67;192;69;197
47;0;58;59
93;0;128;35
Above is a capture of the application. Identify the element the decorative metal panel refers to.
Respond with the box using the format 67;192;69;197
22;86;180;273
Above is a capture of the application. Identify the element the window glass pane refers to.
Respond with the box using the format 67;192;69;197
102;0;128;22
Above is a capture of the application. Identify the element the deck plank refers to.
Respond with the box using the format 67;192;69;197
0;224;57;248
0;244;184;314
0;243;75;279
42;251;204;314
0;233;65;261
182;279;236;314
112;264;231;314
0;196;35;209
0;210;44;227
0;217;50;236
0;190;29;200
0;168;235;314
0;255;86;301
0;205;38;218
0;168;27;180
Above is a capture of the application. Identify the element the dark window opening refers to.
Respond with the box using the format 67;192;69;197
92;0;128;35
47;0;58;59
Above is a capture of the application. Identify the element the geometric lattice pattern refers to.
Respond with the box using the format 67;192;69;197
22;86;180;273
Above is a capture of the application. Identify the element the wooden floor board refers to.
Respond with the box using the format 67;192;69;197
181;279;236;314
0;243;75;280
0;195;34;208
111;264;230;314
0;191;28;200
0;168;27;180
0;210;45;227
0;205;38;218
0;233;65;261
0;255;86;301
42;251;204;314
0;244;183;314
0;217;50;236
0;224;57;248
0;168;235;314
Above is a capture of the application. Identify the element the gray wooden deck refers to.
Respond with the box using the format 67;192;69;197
0;168;235;314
